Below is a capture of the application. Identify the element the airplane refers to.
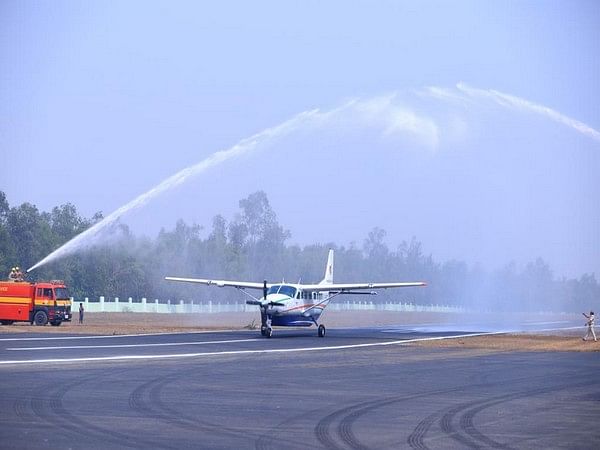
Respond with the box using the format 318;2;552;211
165;249;426;338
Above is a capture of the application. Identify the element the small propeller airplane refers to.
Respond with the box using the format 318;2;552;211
165;249;426;338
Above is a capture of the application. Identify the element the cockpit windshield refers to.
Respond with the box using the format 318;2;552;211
266;285;280;295
266;284;297;298
54;288;70;299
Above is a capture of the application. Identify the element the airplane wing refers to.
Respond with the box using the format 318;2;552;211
300;282;427;292
164;277;269;290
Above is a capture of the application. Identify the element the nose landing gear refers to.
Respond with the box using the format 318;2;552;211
260;307;273;338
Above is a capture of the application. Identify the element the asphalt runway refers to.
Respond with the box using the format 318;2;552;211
0;323;598;449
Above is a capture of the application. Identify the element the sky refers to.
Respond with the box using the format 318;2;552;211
1;0;599;278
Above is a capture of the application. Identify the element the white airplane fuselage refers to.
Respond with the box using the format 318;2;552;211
262;284;330;327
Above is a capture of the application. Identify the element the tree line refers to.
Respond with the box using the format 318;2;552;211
0;190;597;312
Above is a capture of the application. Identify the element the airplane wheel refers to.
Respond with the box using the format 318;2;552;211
318;324;326;338
266;327;273;338
260;326;266;336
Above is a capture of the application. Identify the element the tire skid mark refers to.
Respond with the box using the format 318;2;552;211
128;367;196;428
314;387;465;450
338;397;416;450
148;371;256;438
127;364;269;444
338;406;372;450
29;373;96;431
13;396;34;422
406;409;441;449
255;404;328;450
458;395;520;449
457;379;595;449
26;368;164;448
439;402;482;448
315;401;369;450
410;376;596;450
128;373;166;420
338;387;468;450
49;379;164;449
49;369;179;450
330;371;597;450
407;371;574;449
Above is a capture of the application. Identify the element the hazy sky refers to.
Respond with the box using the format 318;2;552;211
1;1;599;277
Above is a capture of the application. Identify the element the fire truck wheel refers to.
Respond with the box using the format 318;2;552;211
34;311;48;326
1;320;14;325
50;321;62;327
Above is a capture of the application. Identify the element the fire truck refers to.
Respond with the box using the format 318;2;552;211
0;280;71;326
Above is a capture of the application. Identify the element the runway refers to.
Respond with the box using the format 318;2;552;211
0;324;598;449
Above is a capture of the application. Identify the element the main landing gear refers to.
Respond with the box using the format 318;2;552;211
312;317;326;338
318;324;326;338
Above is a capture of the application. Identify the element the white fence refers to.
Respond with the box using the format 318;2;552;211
70;297;466;314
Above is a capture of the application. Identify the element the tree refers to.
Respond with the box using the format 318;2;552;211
363;227;388;259
522;258;554;311
6;203;54;271
239;191;290;280
0;191;9;222
50;203;89;244
239;191;290;245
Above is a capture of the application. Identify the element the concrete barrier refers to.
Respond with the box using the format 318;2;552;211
71;297;467;314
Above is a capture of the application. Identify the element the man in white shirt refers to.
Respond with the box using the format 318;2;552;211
582;311;596;342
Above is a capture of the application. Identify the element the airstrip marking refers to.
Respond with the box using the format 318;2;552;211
7;338;262;351
0;331;505;365
0;329;241;341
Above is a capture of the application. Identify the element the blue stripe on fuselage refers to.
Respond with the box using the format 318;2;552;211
271;315;315;327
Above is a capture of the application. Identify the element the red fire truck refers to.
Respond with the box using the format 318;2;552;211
0;280;71;326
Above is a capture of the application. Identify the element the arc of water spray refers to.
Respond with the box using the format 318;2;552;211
27;107;325;273
27;85;600;273
455;82;600;143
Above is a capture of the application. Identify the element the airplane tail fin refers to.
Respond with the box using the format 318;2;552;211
320;249;334;285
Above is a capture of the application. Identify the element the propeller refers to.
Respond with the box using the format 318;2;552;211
261;280;284;306
244;280;285;336
244;280;283;306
